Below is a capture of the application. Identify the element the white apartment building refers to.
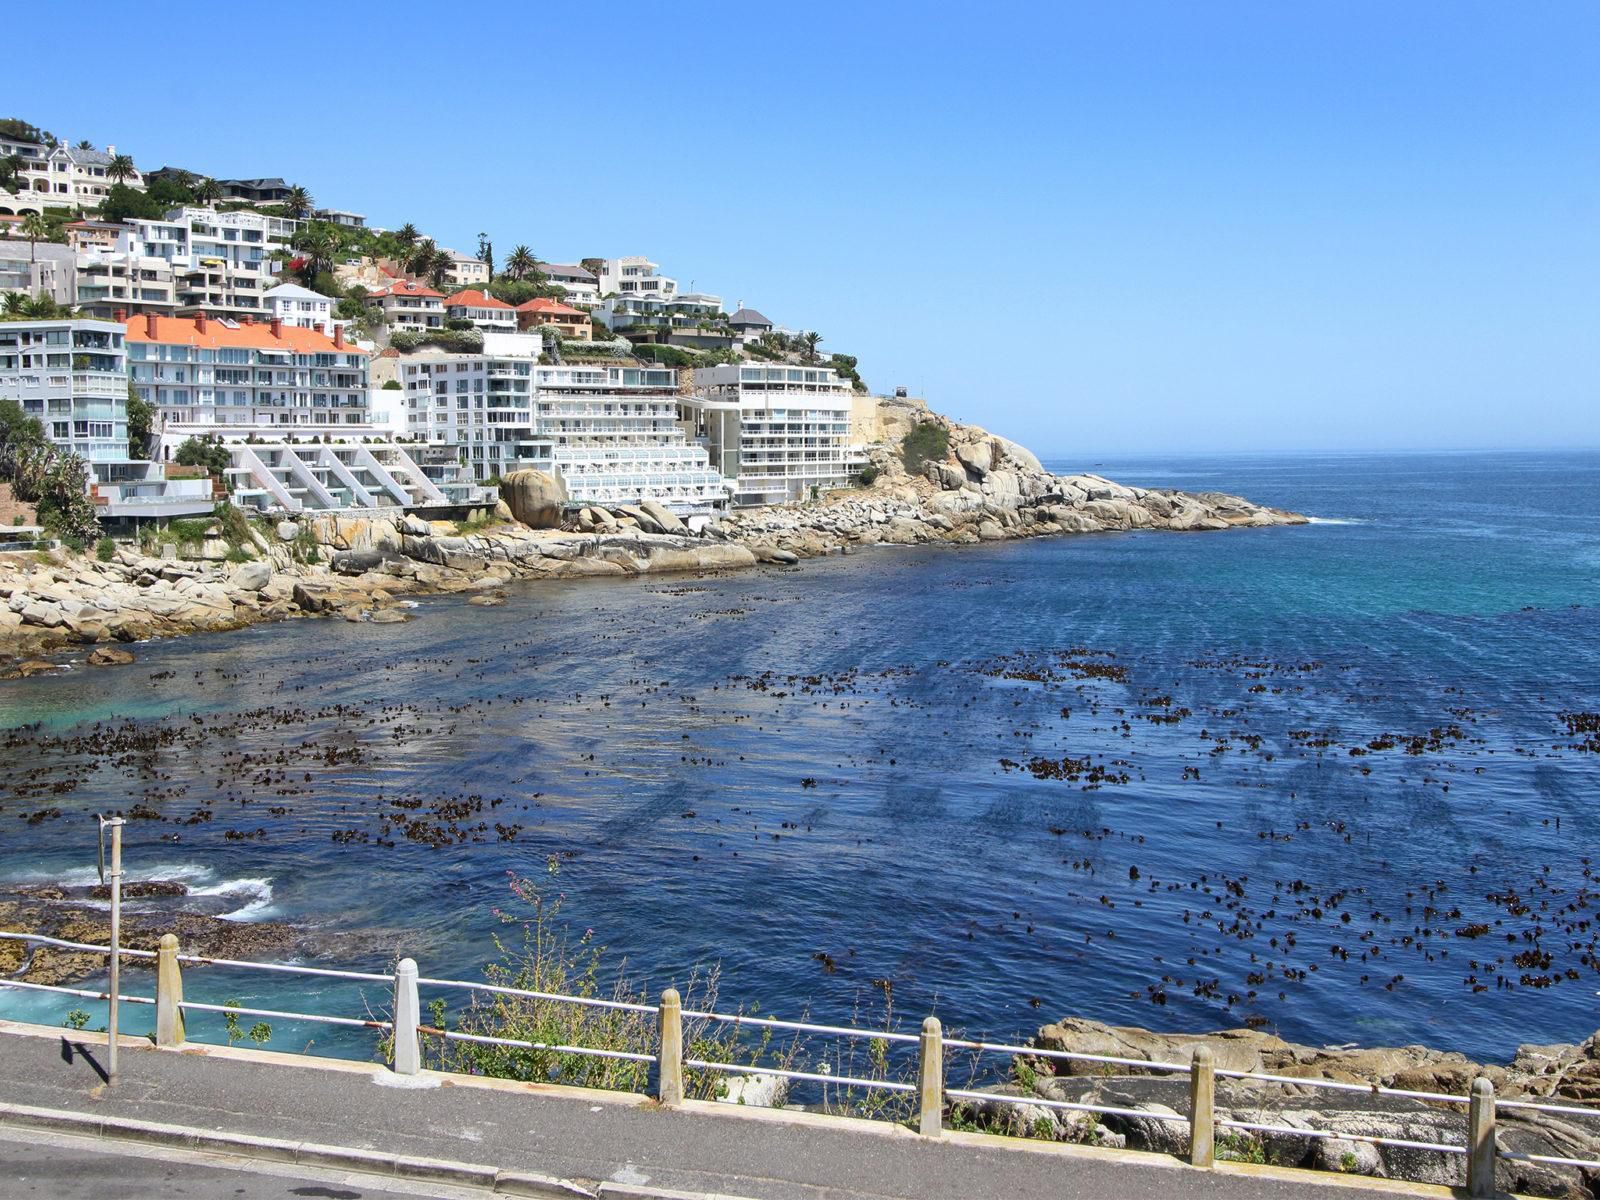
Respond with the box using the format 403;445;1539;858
681;364;864;507
443;289;516;333
538;263;601;308
593;256;677;298
263;282;340;332
364;280;444;331
0;242;77;308
0;318;130;470
0;317;213;519
116;207;295;320
399;355;729;513
72;251;179;318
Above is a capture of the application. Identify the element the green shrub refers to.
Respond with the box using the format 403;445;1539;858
901;421;949;475
95;536;115;562
857;465;881;487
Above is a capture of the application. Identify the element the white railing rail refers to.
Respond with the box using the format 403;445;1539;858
2;927;1597;1194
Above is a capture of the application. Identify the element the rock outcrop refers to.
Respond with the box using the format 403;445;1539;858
501;469;567;529
960;1016;1600;1198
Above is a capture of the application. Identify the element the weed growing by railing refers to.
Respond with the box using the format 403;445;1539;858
409;867;929;1114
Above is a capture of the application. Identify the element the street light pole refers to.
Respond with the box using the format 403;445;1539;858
97;814;125;1085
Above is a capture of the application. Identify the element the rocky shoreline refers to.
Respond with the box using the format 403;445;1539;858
971;1015;1600;1198
0;406;1305;673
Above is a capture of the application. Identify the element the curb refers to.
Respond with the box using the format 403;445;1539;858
0;1100;594;1198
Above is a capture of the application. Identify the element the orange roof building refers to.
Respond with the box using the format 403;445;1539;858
125;312;372;436
443;289;516;332
363;279;445;332
515;296;592;340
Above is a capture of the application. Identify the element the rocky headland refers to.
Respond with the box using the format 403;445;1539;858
967;1015;1600;1198
0;399;1304;673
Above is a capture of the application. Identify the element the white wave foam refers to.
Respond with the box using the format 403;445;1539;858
1305;517;1366;526
4;861;218;888
189;877;276;922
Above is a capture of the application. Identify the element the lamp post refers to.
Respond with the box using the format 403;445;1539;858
96;814;125;1085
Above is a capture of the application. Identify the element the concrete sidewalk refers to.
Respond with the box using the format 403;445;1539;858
0;1021;1458;1200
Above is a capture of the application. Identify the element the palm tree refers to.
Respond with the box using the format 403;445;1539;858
195;176;222;207
296;226;341;282
75;139;92;151
800;331;823;362
283;185;313;219
395;224;420;254
19;212;50;264
2;292;27;317
426;247;454;290
505;245;537;281
406;239;437;277
106;154;135;185
0;154;22;192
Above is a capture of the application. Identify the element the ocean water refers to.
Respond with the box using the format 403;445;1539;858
2;449;1599;1063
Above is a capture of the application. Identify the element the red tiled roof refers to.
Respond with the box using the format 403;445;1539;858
515;297;585;317
444;289;513;311
367;280;443;299
126;314;357;354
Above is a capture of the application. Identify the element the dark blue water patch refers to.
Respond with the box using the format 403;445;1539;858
3;450;1600;1063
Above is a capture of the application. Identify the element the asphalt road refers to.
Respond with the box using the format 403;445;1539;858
0;1125;487;1199
0;1024;1427;1200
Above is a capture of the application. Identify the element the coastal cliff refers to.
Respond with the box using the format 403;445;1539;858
0;398;1304;670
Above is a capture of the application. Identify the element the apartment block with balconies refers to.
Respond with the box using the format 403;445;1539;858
126;312;372;444
0;318;130;470
680;364;863;506
398;355;729;512
115;207;291;321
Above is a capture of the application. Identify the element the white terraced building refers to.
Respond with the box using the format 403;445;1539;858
126;313;480;513
0;318;214;519
681;364;864;506
115;207;299;320
399;356;729;514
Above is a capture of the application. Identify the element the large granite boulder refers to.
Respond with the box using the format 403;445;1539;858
501;470;568;530
955;440;995;478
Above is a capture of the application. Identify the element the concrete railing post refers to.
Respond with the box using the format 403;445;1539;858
1467;1076;1497;1198
154;933;185;1048
1189;1044;1215;1168
392;957;420;1075
918;1016;943;1137
658;988;684;1106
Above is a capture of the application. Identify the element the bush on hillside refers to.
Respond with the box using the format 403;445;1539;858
901;421;949;475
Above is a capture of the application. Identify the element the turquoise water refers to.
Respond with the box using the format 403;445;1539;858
2;450;1598;1061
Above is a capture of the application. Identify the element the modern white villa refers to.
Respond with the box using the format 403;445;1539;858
593;256;677;298
537;263;600;309
680;364;864;506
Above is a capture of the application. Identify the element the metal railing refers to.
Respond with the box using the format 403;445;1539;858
1;926;1596;1196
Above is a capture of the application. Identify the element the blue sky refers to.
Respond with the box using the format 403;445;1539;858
9;2;1597;455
